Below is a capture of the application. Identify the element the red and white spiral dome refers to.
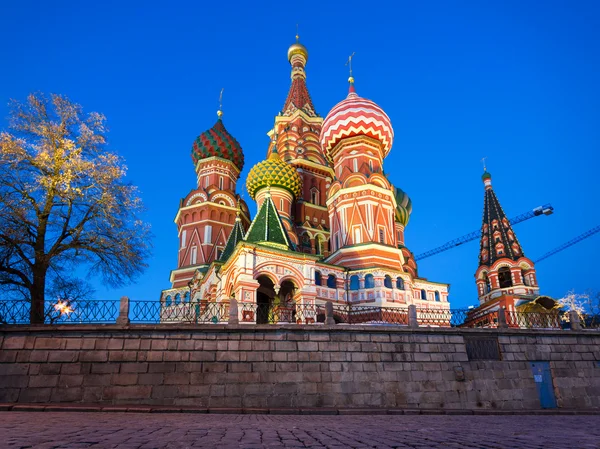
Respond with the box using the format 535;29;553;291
320;88;394;158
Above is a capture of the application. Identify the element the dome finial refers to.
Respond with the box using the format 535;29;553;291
296;23;299;42
481;157;492;187
217;88;224;119
345;52;356;93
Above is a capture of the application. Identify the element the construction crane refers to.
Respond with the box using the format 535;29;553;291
534;225;600;263
415;204;554;261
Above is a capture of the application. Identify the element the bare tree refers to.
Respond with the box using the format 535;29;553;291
0;93;151;323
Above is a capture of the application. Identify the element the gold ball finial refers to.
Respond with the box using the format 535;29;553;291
348;76;355;84
217;110;223;118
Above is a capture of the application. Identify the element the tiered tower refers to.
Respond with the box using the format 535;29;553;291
267;37;334;256
320;77;404;270
474;170;539;308
169;111;250;288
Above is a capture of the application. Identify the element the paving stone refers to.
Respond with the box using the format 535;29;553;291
1;412;599;448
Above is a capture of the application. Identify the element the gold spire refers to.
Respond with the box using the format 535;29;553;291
217;88;224;118
346;52;356;85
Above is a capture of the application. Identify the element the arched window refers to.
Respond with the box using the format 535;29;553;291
315;271;322;286
327;274;336;289
350;275;359;291
396;277;405;290
311;189;319;205
165;295;172;306
184;291;190;303
175;293;181;305
420;289;427;300
384;275;392;289
483;273;491;293
522;269;529;286
498;267;512;288
364;274;375;289
434;291;440;302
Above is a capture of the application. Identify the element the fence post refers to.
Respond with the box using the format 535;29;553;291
116;296;130;325
497;308;508;328
229;298;239;325
408;304;419;328
325;302;335;325
569;310;582;330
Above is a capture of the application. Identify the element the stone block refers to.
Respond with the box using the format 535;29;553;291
91;363;120;374
121;362;148;373
123;339;141;351
29;374;59;388
34;338;63;350
164;372;190;385
151;340;168;351
47;350;78;363
0;351;17;363
148;362;177;373
189;352;215;362
112;373;139;385
108;351;138;362
80;351;108;363
308;333;330;342
0;364;28;376
103;385;152;400
2;336;25;350
18;387;52;403
50;387;83;402
138;373;164;385
57;375;84;388
84;374;113;386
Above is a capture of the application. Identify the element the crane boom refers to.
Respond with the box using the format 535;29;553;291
534;225;600;263
415;204;554;261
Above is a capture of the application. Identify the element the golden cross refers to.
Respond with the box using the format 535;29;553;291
296;24;299;42
345;52;356;77
481;156;487;171
219;88;224;111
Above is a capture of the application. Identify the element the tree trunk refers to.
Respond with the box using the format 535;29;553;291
30;266;47;324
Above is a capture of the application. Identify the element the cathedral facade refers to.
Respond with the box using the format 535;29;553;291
161;40;450;323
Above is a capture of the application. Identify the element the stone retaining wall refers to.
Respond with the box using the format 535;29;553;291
1;325;599;410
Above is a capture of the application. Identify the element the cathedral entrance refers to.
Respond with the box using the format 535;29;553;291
256;275;275;324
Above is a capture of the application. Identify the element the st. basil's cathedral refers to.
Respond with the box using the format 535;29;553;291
160;38;542;322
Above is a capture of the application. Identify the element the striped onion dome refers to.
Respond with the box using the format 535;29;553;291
320;85;394;158
191;118;244;171
246;149;302;200
394;186;413;226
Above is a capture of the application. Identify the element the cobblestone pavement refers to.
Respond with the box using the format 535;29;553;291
1;412;599;449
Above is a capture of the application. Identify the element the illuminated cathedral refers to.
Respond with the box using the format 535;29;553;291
160;39;450;322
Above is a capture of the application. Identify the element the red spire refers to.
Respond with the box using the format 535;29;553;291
282;40;317;117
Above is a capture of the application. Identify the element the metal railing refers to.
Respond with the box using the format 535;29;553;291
327;305;410;325
0;299;593;331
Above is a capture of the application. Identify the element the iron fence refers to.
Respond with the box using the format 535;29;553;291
0;299;120;324
0;298;591;331
327;304;409;325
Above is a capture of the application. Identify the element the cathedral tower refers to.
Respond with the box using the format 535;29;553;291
474;170;539;307
320;78;403;270
169;111;250;288
268;38;334;257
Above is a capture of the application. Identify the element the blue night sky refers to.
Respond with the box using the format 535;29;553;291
1;0;598;308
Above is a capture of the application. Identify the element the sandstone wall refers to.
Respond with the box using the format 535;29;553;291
0;325;599;410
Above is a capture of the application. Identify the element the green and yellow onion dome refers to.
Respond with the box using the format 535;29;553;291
394;186;413;226
246;150;302;200
191;117;244;171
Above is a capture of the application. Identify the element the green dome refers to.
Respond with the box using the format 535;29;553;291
246;151;302;200
394;187;413;226
482;171;492;181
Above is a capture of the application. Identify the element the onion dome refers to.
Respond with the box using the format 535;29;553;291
287;41;308;62
320;84;394;158
191;117;244;171
482;171;492;181
394;187;413;226
246;148;302;200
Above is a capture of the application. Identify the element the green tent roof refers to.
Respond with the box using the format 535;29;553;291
245;195;293;250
